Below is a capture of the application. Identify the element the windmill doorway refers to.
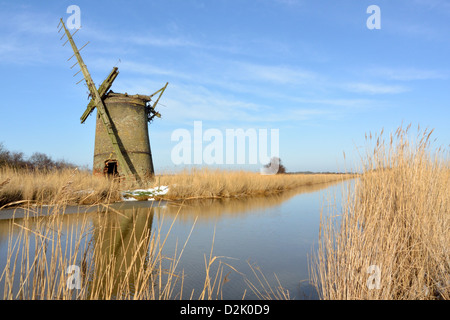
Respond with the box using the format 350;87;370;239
104;159;118;178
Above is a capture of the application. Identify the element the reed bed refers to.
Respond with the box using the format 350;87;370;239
0;153;353;300
0;165;354;207
156;169;353;200
2;201;154;299
0;195;220;300
1;198;291;300
0;167;124;208
310;125;449;300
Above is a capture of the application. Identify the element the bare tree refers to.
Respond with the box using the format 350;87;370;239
0;143;27;168
29;152;54;170
0;143;76;171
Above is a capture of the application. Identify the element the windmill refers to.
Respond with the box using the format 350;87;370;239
58;18;168;184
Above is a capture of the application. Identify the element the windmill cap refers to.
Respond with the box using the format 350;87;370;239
105;91;153;104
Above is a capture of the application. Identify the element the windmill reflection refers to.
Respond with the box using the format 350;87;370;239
86;206;155;299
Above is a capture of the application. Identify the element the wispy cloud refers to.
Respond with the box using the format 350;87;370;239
344;83;409;95
112;77;332;124
388;22;441;41
160;83;272;123
234;62;319;85
369;67;447;81
384;6;446;41
82;24;244;56
412;0;450;13
291;97;377;109
87;55;389;125
0;10;58;64
0;10;56;35
126;35;200;48
115;60;190;79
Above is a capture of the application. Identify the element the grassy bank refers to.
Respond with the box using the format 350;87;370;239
156;169;354;201
310;125;449;300
0;166;355;208
0;168;124;208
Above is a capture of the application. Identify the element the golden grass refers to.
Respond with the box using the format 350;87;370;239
0;167;123;208
0;165;355;208
156;168;354;200
0;154;356;300
310;125;449;300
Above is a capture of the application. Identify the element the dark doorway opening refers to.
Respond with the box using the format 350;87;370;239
104;160;118;177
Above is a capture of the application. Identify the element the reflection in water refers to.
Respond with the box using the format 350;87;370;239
0;180;348;299
0;205;156;299
151;180;346;299
158;181;343;223
87;206;155;299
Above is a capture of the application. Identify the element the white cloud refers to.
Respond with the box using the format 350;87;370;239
0;10;56;35
126;35;200;48
413;0;450;12
111;77;332;124
0;10;58;64
291;97;377;109
369;67;447;81
234;62;319;85
344;83;409;95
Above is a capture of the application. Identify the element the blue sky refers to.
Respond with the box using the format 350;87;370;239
0;0;449;173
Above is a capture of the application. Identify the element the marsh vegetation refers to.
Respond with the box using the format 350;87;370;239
310;125;449;300
0;164;354;208
1;125;447;300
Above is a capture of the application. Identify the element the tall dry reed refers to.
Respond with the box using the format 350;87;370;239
310;125;449;300
1;197;291;300
0;195;212;300
0;167;124;208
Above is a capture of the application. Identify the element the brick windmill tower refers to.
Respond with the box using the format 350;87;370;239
58;18;168;184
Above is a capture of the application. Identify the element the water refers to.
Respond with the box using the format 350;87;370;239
0;180;350;300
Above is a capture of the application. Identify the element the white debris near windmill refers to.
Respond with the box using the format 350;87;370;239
122;186;169;201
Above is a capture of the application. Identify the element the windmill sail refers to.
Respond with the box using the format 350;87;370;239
59;18;134;179
80;67;119;123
